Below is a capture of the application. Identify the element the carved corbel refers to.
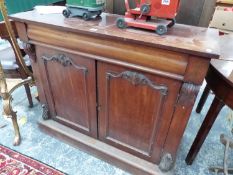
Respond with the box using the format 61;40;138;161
23;43;36;62
177;83;200;107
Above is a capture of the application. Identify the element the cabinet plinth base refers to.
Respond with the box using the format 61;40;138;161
38;119;173;175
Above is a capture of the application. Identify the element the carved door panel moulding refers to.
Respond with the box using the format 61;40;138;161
106;71;168;95
41;54;88;74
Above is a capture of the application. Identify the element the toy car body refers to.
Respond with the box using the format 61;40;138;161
63;0;105;20
116;0;180;35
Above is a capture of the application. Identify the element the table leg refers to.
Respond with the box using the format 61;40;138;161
24;84;33;108
196;85;210;113
186;96;224;165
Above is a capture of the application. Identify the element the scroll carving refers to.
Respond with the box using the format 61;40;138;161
42;54;88;74
106;71;168;95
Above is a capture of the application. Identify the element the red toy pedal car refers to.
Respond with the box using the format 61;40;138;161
116;0;181;35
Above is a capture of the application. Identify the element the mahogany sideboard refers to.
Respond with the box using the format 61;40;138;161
10;11;220;175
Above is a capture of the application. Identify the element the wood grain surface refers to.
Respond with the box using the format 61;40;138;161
10;11;220;58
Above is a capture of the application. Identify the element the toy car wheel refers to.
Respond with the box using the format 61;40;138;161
156;25;167;35
83;13;90;21
167;18;176;28
62;9;70;18
140;4;150;14
116;18;127;29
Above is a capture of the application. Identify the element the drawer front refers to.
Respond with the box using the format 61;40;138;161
97;62;182;163
28;25;189;76
36;46;97;138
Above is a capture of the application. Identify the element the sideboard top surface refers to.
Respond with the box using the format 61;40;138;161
10;11;220;59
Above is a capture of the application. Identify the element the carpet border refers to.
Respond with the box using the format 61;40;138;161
0;143;68;175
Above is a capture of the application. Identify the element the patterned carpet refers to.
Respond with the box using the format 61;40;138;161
0;144;65;175
0;83;232;175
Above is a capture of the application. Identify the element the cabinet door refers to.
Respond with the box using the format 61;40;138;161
36;46;97;138
98;62;182;163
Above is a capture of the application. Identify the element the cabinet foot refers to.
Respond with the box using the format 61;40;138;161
159;153;174;172
42;104;49;120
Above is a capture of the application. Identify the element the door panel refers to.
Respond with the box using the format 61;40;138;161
36;46;97;138
98;62;181;163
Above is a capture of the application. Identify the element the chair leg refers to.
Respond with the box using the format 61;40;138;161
2;97;21;146
4;78;33;146
196;85;210;113
24;84;33;108
11;112;21;146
